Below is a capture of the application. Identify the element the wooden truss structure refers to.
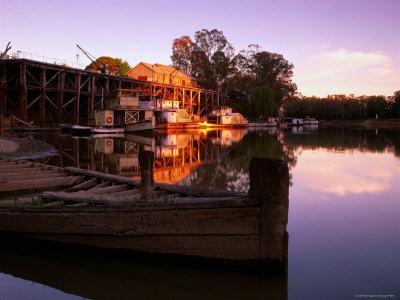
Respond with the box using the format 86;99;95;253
0;59;219;126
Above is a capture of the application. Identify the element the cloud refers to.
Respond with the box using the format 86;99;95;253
294;47;400;96
293;150;395;198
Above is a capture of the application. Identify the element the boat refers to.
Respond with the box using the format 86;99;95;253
303;117;319;125
124;116;155;133
71;125;92;136
206;106;249;128
0;156;289;270
154;109;199;129
91;127;124;134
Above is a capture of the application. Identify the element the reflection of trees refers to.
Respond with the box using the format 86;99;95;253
182;131;298;192
282;128;400;159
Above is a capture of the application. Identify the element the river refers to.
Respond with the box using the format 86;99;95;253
0;126;399;299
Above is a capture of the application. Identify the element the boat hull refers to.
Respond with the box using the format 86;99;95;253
124;120;154;133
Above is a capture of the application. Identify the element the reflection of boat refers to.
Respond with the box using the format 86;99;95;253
206;106;249;128
0;236;287;300
90;133;125;139
71;125;92;136
0;157;289;270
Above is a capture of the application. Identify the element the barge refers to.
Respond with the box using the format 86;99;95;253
0;156;289;270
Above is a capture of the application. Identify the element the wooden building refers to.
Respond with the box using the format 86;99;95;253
126;63;197;88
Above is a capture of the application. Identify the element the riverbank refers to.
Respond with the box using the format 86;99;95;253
319;119;400;130
0;136;57;159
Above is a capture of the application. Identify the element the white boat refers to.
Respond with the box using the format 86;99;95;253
71;125;92;136
303;117;319;125
124;117;155;133
91;127;124;134
206;106;248;127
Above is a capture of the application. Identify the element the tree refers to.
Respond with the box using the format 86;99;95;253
85;56;119;75
247;85;276;118
171;36;194;74
115;58;131;76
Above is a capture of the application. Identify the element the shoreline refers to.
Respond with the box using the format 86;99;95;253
0;136;57;159
319;119;400;130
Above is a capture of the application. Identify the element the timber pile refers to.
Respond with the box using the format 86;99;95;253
0;158;245;207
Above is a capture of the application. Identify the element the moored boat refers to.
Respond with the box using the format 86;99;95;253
303;116;319;125
0;156;289;270
207;106;249;128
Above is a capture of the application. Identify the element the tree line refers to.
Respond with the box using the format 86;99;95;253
283;91;400;119
85;57;131;76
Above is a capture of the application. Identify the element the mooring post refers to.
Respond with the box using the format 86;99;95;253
139;150;154;200
248;157;289;270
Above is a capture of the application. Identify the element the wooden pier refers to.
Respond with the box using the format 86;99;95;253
0;59;219;127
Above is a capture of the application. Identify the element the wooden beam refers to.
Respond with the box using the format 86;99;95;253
75;74;81;124
40;68;46;126
57;71;65;123
19;62;27;121
0;63;6;117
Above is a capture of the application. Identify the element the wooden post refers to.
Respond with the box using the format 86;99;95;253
75;73;81;124
248;157;289;270
89;75;95;116
0;115;3;134
40;69;46;127
139;150;154;200
57;71;65;123
19;62;27;121
0;63;6;118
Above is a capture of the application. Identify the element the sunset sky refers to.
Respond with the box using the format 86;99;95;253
1;0;399;97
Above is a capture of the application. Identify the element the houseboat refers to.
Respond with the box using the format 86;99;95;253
205;106;248;128
303;117;319;125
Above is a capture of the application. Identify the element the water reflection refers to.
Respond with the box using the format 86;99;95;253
0;237;287;300
7;127;400;299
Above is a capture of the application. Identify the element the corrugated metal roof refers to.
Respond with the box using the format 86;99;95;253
139;62;197;81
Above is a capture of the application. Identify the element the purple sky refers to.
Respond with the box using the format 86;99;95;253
2;0;399;97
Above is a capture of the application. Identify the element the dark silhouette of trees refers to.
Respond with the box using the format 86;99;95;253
283;91;400;119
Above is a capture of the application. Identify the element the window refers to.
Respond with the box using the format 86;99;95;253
138;76;147;81
182;80;185;86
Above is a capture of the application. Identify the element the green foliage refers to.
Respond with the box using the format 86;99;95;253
115;58;131;76
170;30;297;111
247;85;276;118
85;56;119;75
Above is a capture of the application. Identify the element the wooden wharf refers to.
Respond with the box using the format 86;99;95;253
0;156;289;270
0;59;219;127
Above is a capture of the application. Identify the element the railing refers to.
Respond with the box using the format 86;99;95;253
5;51;86;69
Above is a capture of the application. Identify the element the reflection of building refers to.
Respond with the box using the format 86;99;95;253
211;129;247;146
126;63;198;88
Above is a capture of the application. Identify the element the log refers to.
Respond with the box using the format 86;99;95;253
5;172;69;182
0;176;84;193
65;167;245;197
66;178;97;192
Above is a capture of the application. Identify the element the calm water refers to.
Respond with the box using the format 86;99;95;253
1;127;399;299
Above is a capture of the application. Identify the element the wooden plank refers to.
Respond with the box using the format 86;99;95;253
40;69;46;126
0;205;260;237
66;178;97;192
248;157;289;266
83;184;130;195
30;234;260;260
5;172;69;182
0;176;84;193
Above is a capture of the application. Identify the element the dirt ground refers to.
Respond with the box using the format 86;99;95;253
0;135;57;159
